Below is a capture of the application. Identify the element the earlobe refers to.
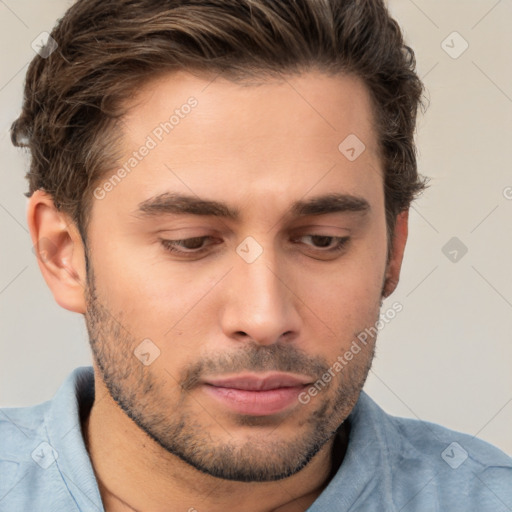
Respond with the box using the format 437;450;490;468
382;210;409;298
27;190;87;314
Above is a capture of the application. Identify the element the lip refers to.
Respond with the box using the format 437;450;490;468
201;372;312;416
204;372;312;391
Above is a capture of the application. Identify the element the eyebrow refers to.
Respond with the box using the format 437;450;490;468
134;192;370;221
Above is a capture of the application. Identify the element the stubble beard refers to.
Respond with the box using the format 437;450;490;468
84;270;377;482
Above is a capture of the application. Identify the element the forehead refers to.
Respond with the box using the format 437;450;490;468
121;69;379;155
92;69;383;222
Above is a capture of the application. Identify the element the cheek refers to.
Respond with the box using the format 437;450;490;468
296;234;387;349
89;225;215;318
302;269;383;344
89;253;229;376
326;256;385;312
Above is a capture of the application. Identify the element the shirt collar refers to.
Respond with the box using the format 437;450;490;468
45;366;388;511
45;366;103;511
307;391;393;510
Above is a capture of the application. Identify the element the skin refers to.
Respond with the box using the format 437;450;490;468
28;70;408;512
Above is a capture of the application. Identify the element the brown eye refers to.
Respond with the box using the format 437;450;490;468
161;236;217;255
309;235;335;248
180;237;207;250
294;235;350;251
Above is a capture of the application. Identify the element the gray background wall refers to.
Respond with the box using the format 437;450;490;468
1;0;511;454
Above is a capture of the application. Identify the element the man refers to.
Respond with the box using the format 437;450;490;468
1;0;511;510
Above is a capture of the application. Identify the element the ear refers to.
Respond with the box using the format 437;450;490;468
382;210;408;298
27;190;87;313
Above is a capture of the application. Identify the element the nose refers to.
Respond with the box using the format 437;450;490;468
219;244;301;346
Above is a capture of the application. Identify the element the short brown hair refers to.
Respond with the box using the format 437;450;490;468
11;0;427;240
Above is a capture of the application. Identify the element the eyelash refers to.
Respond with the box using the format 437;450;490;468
160;235;350;257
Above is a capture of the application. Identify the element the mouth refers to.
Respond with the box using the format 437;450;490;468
201;372;312;416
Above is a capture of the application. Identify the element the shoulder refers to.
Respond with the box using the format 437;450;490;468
0;399;51;470
388;411;512;468
352;392;512;510
0;367;99;511
0;400;64;510
391;415;512;510
355;391;512;466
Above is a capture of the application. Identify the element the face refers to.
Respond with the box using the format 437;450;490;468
84;70;392;482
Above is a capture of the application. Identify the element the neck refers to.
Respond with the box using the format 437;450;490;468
82;378;348;512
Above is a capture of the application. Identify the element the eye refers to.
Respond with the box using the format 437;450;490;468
292;235;350;253
159;234;350;259
160;236;218;255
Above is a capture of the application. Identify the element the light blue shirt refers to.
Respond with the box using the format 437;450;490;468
1;366;511;511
